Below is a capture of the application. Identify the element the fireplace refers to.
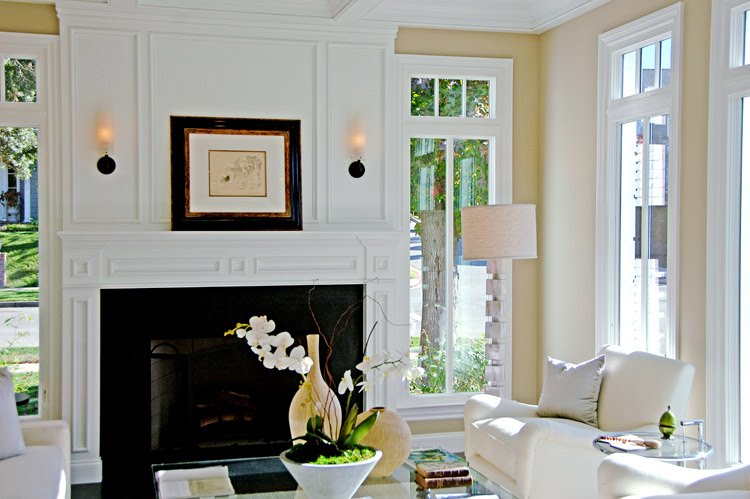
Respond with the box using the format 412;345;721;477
99;284;364;496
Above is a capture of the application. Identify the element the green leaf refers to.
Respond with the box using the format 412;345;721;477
306;415;324;433
337;403;360;446
344;410;378;446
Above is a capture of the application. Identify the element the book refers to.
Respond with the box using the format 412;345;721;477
415;461;471;478
415;473;474;490
408;447;467;466
155;465;235;499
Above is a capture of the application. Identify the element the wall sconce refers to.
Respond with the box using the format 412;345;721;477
348;123;365;179
96;117;116;175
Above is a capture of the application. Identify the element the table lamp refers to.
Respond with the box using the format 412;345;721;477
461;204;537;398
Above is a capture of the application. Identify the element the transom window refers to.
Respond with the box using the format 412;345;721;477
2;57;37;103
410;77;491;118
399;55;512;414
619;37;672;98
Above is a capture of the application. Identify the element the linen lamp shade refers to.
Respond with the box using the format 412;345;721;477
461;204;537;260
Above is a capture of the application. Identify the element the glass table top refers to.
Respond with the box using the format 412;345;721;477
593;432;713;462
153;453;518;498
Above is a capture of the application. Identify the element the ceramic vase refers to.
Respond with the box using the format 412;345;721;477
288;334;342;441
280;449;382;499
356;406;411;477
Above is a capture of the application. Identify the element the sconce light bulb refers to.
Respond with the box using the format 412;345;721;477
97;126;114;148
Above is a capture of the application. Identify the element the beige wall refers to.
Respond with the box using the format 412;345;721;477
539;0;711;422
396;29;541;408
0;1;58;35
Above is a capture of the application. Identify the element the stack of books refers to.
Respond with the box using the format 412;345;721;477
414;461;473;490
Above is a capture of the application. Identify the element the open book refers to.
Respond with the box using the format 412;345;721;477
154;465;235;499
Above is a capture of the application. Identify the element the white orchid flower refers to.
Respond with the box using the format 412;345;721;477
246;328;271;348
249;315;276;334
338;370;354;395
288;345;313;374
262;348;288;370
356;379;371;393
251;342;272;358
270;331;294;351
235;328;248;339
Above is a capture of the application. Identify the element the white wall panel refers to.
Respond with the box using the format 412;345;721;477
72;31;139;222
150;35;316;224
328;44;386;223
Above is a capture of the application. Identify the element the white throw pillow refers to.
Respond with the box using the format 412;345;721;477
0;367;26;459
536;355;606;427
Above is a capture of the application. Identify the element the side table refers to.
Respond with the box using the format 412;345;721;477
593;432;712;469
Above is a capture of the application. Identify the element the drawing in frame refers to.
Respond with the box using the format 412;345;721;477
170;116;302;231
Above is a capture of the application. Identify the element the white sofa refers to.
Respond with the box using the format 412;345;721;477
0;419;71;499
598;453;750;499
464;345;695;499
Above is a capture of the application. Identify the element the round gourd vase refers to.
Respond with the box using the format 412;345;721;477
288;334;342;441
356;406;411;477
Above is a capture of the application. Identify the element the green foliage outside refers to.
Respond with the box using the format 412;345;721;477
1;59;38;180
12;370;38;416
411;337;488;394
0;228;38;289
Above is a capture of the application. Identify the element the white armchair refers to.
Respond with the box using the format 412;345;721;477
598;453;750;499
0;419;71;499
464;345;695;499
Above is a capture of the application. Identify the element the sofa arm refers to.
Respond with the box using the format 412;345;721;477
597;454;739;499
464;394;538;424
464;394;538;459
20;419;71;496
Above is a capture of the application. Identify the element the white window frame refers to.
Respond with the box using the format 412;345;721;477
396;55;512;420
706;0;750;468
595;3;683;359
0;33;61;420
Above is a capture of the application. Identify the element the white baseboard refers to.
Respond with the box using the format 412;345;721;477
411;431;464;453
71;458;102;484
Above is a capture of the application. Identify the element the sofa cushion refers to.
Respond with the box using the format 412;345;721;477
0;367;25;460
470;417;525;478
0;445;65;499
537;355;605;426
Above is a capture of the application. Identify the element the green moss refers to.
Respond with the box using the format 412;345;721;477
286;444;376;465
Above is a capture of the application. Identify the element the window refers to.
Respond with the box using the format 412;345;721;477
0;34;58;419
596;4;682;359
399;55;512;413
707;0;750;467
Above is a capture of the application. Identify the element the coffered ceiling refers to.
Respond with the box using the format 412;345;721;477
28;0;613;33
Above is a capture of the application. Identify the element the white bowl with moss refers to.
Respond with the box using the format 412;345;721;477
280;449;382;499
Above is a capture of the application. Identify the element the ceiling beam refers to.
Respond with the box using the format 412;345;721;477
333;0;385;24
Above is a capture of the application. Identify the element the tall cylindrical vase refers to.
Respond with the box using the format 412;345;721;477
288;334;342;441
357;406;411;477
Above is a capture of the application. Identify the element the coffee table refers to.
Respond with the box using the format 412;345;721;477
593;431;713;468
153;454;518;498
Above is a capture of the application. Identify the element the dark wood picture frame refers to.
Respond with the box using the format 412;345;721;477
170;116;302;231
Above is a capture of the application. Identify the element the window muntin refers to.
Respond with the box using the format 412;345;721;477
619;37;672;99
2;57;37;103
410;77;491;118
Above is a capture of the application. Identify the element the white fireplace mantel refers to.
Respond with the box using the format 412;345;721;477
59;230;407;483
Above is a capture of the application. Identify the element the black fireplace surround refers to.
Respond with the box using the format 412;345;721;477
100;284;364;497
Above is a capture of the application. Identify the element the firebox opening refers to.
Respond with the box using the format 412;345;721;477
100;284;364;497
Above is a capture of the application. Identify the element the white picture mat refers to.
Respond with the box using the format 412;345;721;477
188;133;286;214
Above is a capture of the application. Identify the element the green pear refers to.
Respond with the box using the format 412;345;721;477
659;405;677;439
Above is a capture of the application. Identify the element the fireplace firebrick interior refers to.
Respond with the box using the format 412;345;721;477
100;284;364;496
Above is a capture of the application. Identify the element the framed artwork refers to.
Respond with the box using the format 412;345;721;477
170;116;302;231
